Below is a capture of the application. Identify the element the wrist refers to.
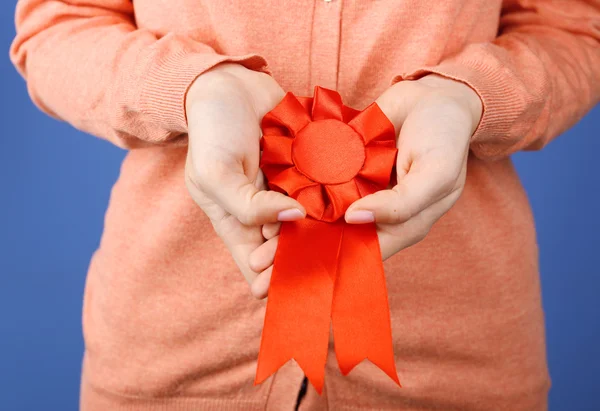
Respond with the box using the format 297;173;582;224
186;63;283;121
186;64;245;112
415;74;483;133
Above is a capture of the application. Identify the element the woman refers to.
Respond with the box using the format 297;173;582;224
10;0;600;410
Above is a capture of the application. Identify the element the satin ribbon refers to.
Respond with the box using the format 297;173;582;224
255;86;401;393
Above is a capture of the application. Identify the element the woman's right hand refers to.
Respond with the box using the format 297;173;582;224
184;63;305;296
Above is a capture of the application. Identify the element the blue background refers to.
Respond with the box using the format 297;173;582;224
1;5;598;411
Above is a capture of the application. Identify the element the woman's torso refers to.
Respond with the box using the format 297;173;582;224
82;2;550;410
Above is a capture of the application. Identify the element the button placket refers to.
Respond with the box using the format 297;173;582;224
309;0;343;91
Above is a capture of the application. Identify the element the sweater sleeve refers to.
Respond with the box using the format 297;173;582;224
9;0;269;149
393;0;600;160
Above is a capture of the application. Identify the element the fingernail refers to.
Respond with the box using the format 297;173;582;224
277;208;305;222
345;210;375;224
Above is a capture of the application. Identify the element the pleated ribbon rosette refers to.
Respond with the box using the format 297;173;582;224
255;86;401;393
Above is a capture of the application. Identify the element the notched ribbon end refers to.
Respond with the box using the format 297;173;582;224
338;355;402;387
254;357;326;395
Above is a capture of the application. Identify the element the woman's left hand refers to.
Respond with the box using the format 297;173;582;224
344;74;482;259
249;75;482;298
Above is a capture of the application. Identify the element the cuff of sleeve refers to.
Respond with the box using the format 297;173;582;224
390;47;529;158
137;35;270;143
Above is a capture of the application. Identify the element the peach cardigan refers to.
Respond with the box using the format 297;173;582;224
11;0;600;410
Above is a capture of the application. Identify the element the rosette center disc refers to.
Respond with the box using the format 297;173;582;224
292;119;365;185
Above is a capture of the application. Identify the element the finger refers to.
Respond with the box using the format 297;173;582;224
262;222;281;240
255;173;296;231
251;266;273;300
346;154;460;225
215;215;266;285
254;168;267;191
249;235;279;273
377;188;462;259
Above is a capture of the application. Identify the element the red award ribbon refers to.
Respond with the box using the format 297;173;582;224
255;86;401;393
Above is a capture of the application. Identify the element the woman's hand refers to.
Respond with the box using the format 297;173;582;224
185;63;305;294
248;75;482;298
345;74;482;259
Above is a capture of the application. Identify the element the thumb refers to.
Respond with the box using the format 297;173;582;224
216;168;306;226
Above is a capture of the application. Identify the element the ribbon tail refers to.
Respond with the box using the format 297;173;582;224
331;223;401;386
255;219;344;394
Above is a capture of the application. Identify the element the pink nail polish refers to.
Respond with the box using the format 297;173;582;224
277;208;305;222
345;210;375;224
